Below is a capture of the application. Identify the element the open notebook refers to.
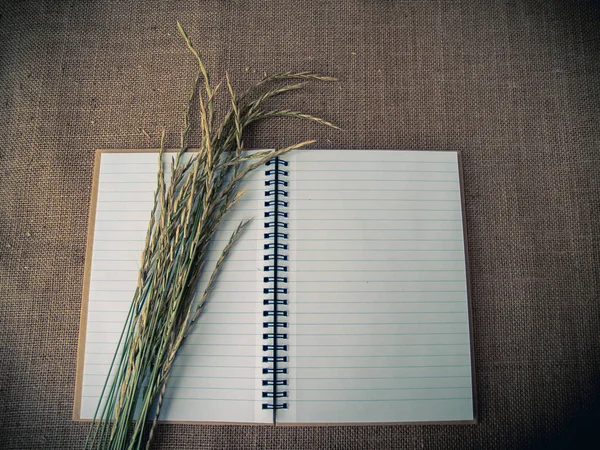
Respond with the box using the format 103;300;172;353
74;149;476;425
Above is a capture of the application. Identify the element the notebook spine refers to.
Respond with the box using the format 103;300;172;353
262;157;289;413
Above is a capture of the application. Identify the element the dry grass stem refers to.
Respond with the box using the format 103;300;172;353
84;22;336;450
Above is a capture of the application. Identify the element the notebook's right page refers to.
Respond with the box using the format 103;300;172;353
280;150;475;424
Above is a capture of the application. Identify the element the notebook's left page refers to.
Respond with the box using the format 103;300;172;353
74;150;269;424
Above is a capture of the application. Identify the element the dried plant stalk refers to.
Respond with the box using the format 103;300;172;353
83;22;336;450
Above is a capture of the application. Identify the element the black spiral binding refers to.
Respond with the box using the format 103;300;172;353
262;157;289;420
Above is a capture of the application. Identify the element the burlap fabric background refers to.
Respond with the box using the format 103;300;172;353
1;1;599;449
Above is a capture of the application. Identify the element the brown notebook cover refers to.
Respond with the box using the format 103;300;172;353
75;149;477;425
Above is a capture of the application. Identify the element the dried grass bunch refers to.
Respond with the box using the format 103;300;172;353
84;22;336;450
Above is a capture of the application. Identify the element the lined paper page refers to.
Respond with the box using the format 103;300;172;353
279;150;474;424
79;151;268;423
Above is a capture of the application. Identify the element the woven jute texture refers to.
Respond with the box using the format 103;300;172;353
1;1;599;449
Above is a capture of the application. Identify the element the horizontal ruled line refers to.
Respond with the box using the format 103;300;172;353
162;398;255;401
99;172;169;175
290;198;459;202
92;259;256;262
98;181;156;184
100;162;160;165
84;377;469;382
97;190;264;194
85;345;257;351
86;298;468;302
186;311;256;314
84;385;258;390
293;188;459;192
86;332;258;336
295;290;467;293
292;228;463;232
288;208;459;211
90;269;259;272
83;396;256;402
291;169;457;173
299;375;470;380
295;250;464;253
189;290;258;293
97;210;157;213
288;333;468;336
91;238;256;243
93;238;261;242
176;343;257;346
292;218;462;222
87;321;253;325
88;301;257;304
91;290;257;293
294;354;470;358
295;322;467;326
289;365;470;369
293;179;458;183
89;291;136;294
169;375;256;379
100;160;455;165
97;200;154;203
293;160;456;164
294;269;465;272
294;301;466;304
173;364;258;369
294;387;471;391
93;250;145;252
96;188;267;193
290;238;463;242
293;281;464;283
85;362;255;368
81;353;471;358
294;343;469;347
294;259;465;262
89;269;465;273
89;219;461;224
294;312;466;315
292;398;471;403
